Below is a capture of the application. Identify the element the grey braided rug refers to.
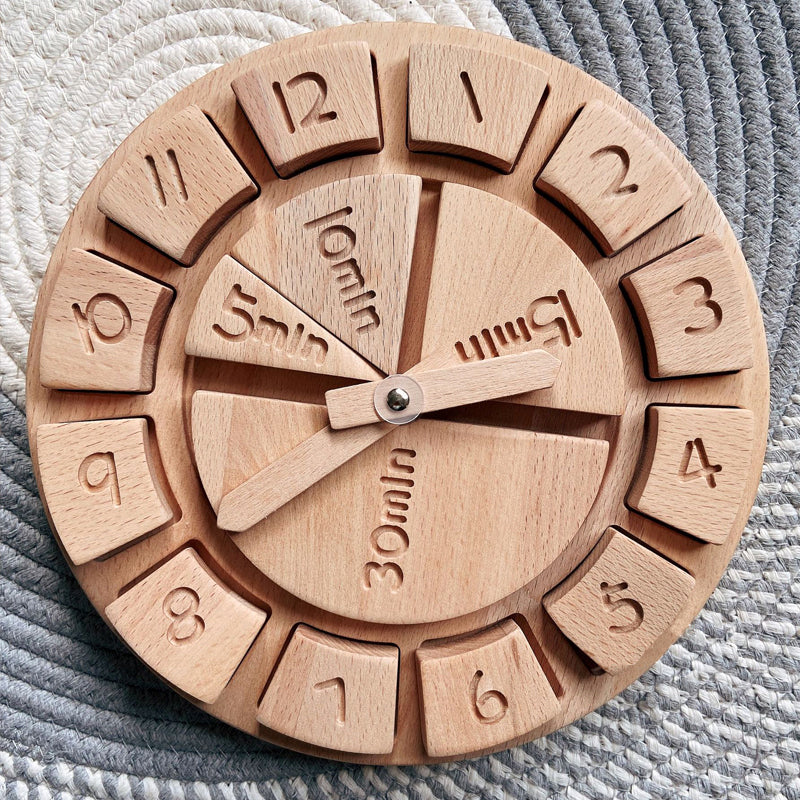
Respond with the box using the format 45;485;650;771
1;0;799;796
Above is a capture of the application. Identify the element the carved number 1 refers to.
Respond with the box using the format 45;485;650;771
314;676;346;725
273;73;337;133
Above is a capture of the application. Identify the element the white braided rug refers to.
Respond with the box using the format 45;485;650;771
1;1;799;797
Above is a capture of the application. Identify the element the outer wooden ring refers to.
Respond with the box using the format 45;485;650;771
26;22;769;764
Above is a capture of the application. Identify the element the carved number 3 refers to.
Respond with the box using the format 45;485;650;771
163;587;205;646
273;73;337;134
469;670;508;724
673;277;723;335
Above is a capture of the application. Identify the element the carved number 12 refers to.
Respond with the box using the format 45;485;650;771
273;73;337;133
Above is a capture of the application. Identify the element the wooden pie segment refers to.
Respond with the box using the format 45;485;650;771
258;626;398;754
234;174;421;374
536;100;692;255
36;418;172;565
417;620;559;757
97;105;257;265
106;548;267;704
39;249;173;392
407;43;547;172
544;528;695;674
185;256;381;381
213;397;609;624
621;236;754;377
627;405;755;544
191;391;329;511
232;42;382;177
418;182;624;415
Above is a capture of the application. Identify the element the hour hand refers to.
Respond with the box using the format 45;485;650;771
325;349;561;430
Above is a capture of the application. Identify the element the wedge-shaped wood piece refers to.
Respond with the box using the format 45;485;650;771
418;182;624;415
544;528;695;674
36;418;172;564
537;100;691;254
628;405;755;544
39;250;173;392
97;105;257;264
417;619;559;757
234;174;421;374
407;43;547;171
622;236;754;377
232;42;382;177
192;391;609;624
185;256;381;381
106;548;266;704
258;625;398;754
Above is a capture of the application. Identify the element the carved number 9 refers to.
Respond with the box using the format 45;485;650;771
162;587;205;646
469;670;508;724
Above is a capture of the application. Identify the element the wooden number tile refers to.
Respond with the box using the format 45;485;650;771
544;528;695;674
258;625;398;754
202;391;609;624
39;249;173;392
416;619;559;757
536;100;692;255
407;43;547;172
234;174;421;374
106;548;266;704
97;105;257;265
185;256;381;381
621;235;754;377
627;405;755;544
232;42;382;178
417;182;624;415
36;418;172;564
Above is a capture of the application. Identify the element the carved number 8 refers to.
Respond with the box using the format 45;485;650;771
162;587;205;646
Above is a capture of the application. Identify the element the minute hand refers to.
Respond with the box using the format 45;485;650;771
326;349;561;430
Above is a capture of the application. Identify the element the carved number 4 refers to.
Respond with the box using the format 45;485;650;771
314;676;346;725
679;437;722;488
273;73;337;134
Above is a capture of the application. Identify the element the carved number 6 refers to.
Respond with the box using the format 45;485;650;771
469;670;508;724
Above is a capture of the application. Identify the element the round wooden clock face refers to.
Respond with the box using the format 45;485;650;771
27;23;768;764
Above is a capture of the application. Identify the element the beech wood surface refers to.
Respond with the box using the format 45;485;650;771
26;23;769;765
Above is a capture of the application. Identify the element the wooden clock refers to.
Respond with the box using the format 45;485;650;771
26;23;769;763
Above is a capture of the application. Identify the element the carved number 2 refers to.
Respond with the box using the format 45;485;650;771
590;145;639;197
273;73;337;134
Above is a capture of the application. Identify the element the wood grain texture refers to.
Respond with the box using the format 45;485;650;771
416;619;559;757
232;41;382;177
627;405;755;544
325;349;560;429
106;547;267;703
258;625;398;754
544;528;695;674
185;255;381;381
407;42;548;171
39;249;173;392
25;24;770;764
417;182;625;415
36;418;172;565
234;174;421;374
621;235;754;378
97;105;257;265
536;100;692;255
194;391;609;624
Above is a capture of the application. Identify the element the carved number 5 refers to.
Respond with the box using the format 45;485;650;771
600;581;644;634
212;284;257;342
673;277;722;335
273;73;337;134
469;670;508;724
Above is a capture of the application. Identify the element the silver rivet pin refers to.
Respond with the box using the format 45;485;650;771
386;387;411;411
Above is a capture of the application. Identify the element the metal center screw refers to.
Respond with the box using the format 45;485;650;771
386;387;411;412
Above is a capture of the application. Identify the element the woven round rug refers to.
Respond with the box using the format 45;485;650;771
1;0;799;797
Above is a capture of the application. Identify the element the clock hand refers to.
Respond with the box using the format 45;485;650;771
325;349;561;429
216;348;560;532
